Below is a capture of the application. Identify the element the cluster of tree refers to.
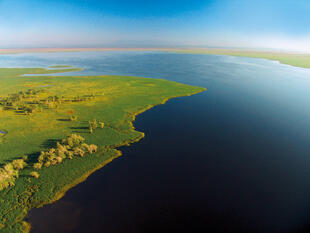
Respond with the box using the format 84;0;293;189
0;157;27;191
0;89;46;114
0;134;99;192
0;89;98;115
33;134;98;169
88;119;104;133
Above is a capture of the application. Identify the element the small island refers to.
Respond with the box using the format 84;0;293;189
0;67;205;232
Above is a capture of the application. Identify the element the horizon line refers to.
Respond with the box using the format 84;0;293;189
1;47;309;55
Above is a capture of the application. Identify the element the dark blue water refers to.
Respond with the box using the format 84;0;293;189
2;52;310;233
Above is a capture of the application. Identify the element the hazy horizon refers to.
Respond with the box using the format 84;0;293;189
1;0;310;52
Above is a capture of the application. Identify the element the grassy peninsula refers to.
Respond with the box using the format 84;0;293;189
0;67;205;232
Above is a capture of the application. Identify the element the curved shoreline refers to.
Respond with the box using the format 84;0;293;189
25;88;205;233
0;66;206;232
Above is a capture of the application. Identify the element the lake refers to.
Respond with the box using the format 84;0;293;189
1;51;310;233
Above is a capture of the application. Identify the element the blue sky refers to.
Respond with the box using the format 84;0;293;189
1;0;310;51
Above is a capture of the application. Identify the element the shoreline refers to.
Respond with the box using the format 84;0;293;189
0;66;205;233
25;87;206;233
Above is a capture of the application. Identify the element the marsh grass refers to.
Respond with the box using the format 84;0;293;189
0;67;205;232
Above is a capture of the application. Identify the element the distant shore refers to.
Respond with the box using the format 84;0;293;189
1;48;310;69
0;48;160;54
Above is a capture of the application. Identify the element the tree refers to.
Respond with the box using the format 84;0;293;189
74;147;85;157
0;163;19;191
12;159;26;170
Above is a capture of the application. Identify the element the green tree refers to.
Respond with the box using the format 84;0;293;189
12;159;26;170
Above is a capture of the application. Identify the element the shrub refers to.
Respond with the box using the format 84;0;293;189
12;159;26;170
38;151;45;163
92;119;97;129
56;156;63;163
33;163;42;170
89;144;98;153
74;147;85;157
30;171;40;179
89;119;98;130
62;134;85;148
67;151;73;159
69;115;77;121
0;163;19;191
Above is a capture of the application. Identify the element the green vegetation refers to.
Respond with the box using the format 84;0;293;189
163;48;310;69
0;88;97;116
0;67;205;232
30;172;39;179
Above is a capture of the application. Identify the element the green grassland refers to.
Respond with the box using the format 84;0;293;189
163;48;310;69
0;67;205;232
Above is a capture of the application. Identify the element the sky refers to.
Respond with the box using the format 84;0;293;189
0;0;310;51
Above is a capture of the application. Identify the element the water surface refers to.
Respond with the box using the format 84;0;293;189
1;52;310;233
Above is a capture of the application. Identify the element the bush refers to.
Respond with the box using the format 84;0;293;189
0;163;19;191
33;163;42;170
89;119;98;130
12;159;26;170
62;134;85;148
74;147;85;157
89;144;98;153
69;115;77;121
30;171;40;179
